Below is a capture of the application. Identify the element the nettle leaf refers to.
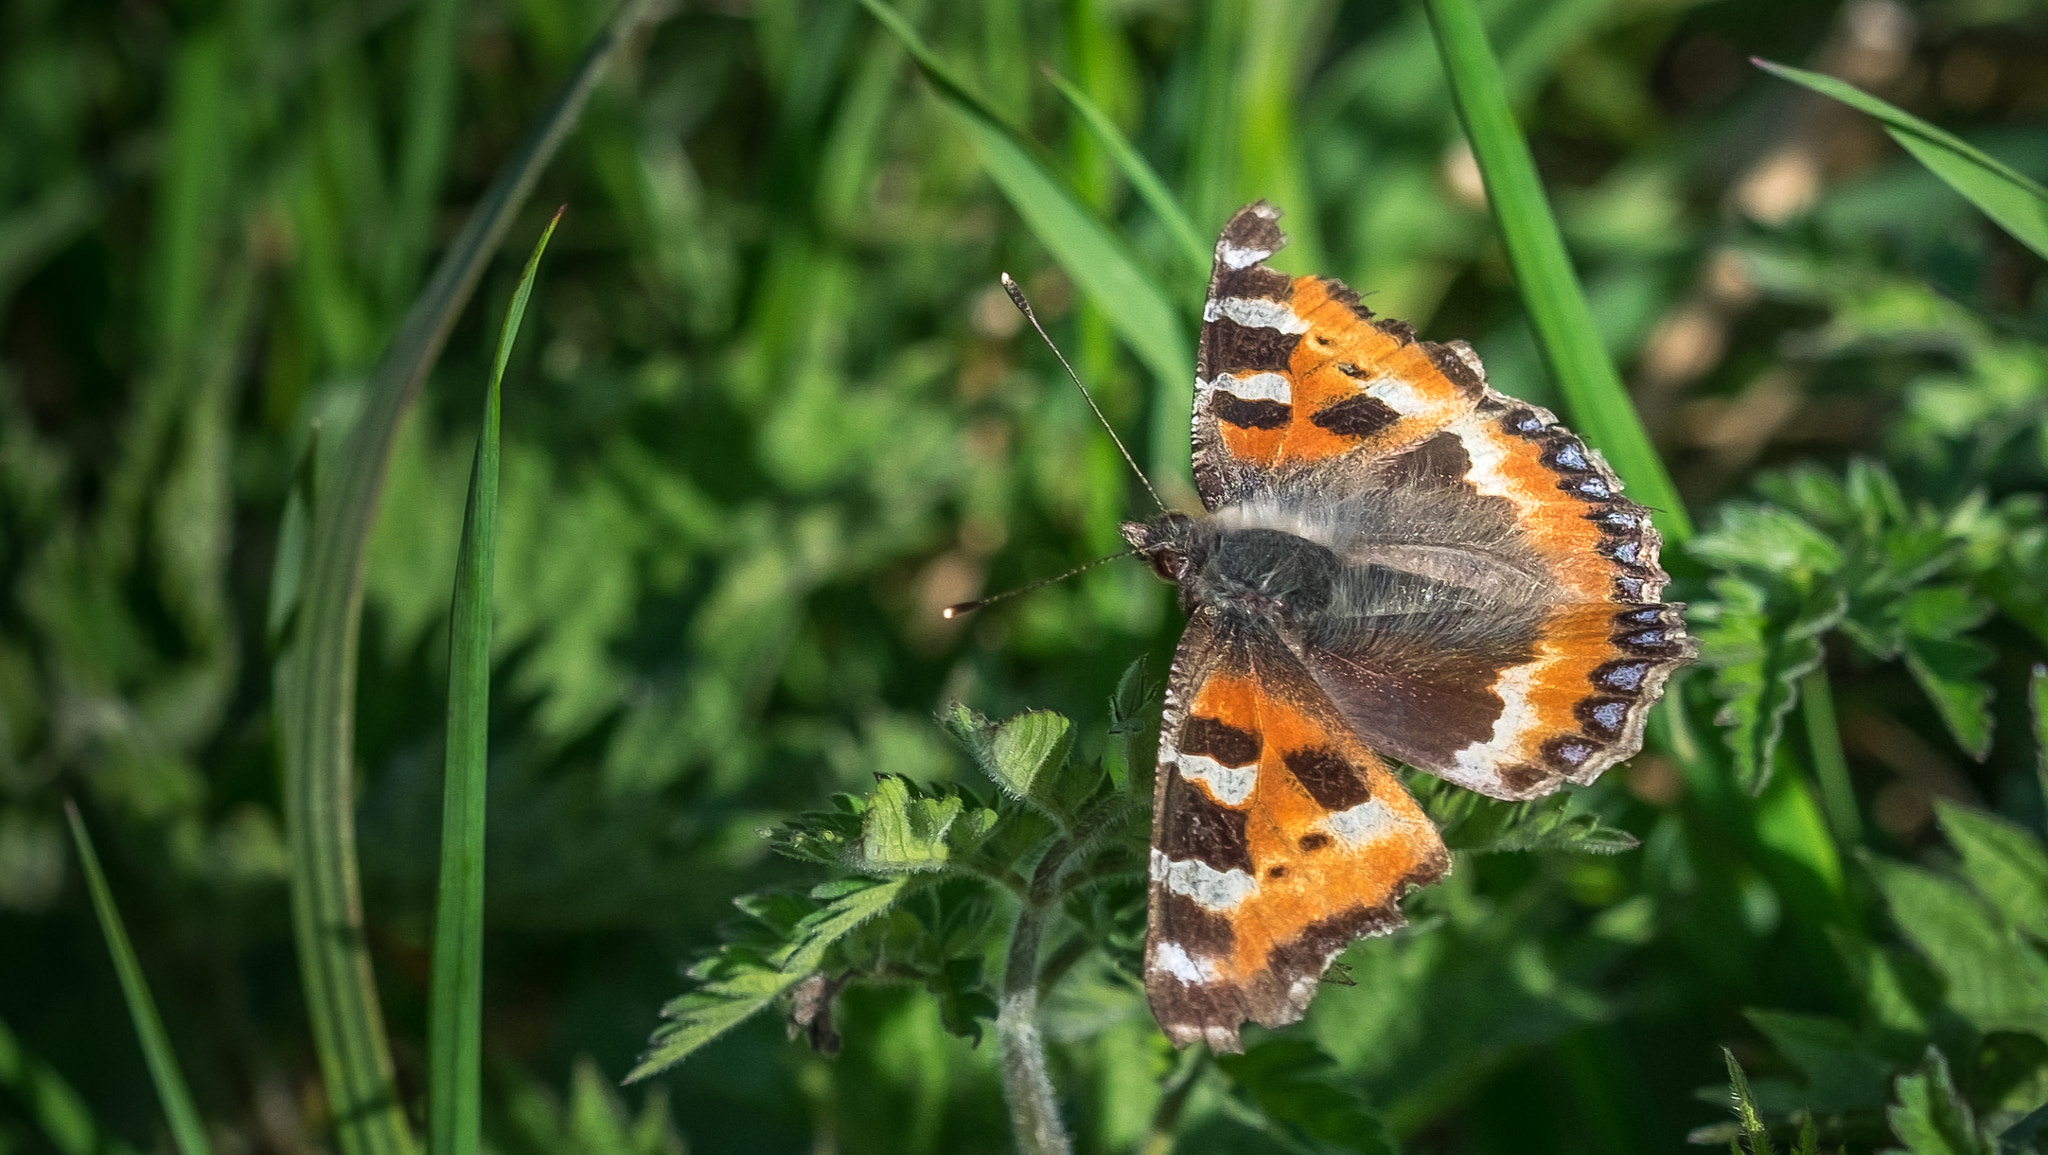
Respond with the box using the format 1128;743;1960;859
1215;1038;1399;1155
941;703;1080;820
1104;658;1161;795
1695;458;2007;782
1934;802;2048;942
1691;502;1845;579
1870;859;2048;1039
1418;777;1639;855
1692;574;1845;791
856;775;968;872
1746;1010;1895;1113
1884;1048;1997;1155
1897;587;1997;759
627;875;917;1081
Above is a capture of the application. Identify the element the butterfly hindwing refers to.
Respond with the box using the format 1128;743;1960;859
1145;609;1449;1052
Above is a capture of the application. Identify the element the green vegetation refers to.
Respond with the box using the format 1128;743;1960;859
3;0;2045;1152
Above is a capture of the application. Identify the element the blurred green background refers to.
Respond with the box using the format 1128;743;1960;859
4;0;2046;1150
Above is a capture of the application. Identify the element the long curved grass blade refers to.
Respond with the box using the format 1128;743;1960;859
63;802;213;1155
425;208;561;1155
1041;67;1208;276
271;6;666;1154
1754;58;2048;262
857;0;1194;492
1420;0;1691;542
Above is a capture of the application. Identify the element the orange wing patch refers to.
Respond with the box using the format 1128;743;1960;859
1146;660;1448;1051
1202;274;1487;476
1431;600;1690;800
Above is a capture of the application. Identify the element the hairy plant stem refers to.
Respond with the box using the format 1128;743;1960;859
997;843;1077;1155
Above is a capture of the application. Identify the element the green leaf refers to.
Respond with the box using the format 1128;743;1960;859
1420;0;1691;542
856;776;967;872
941;703;1076;818
1746;1010;1893;1112
1694;575;1846;791
64;802;214;1155
1420;780;1640;856
1934;801;2048;941
626;876;917;1082
2034;665;2048;834
858;0;1194;490
426;209;560;1155
1871;859;2048;1037
1042;67;1209;276
270;7;666;1150
1754;59;2048;262
1901;631;1996;762
1884;1048;1997;1155
1104;657;1160;795
1216;1039;1399;1155
1690;504;1844;583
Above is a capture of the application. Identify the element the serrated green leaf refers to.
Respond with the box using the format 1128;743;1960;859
1871;860;2048;1038
626;876;915;1081
1755;59;2048;262
1901;632;1996;762
1691;504;1844;582
856;776;964;872
1934;802;2048;941
1884;1048;1997;1155
1425;784;1639;856
940;703;1076;819
1695;576;1845;791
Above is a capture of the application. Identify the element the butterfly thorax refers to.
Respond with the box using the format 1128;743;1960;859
1121;510;1341;627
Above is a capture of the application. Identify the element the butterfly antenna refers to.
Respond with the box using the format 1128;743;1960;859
942;547;1141;619
1001;273;1167;513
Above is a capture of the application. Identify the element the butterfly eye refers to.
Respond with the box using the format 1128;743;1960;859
1147;549;1184;583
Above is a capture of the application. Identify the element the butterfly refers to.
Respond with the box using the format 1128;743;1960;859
1118;202;1693;1051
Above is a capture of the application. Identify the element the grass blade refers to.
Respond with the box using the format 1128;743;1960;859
271;6;666;1153
0;1014;141;1155
1754;58;2048;262
63;802;214;1155
857;0;1195;494
1421;0;1691;542
1042;66;1208;276
426;207;562;1155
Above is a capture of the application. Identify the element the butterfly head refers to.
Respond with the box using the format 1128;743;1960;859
1120;511;1197;584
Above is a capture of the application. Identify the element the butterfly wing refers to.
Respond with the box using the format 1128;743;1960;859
1284;390;1692;801
1145;608;1449;1052
1193;202;1489;509
1197;201;1690;801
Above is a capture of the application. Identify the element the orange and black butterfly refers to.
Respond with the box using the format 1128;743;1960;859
1118;202;1693;1051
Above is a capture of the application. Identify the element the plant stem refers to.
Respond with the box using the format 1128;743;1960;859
1800;665;1860;848
997;844;1076;1155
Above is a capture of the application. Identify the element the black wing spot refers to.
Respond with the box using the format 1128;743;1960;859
1160;773;1254;874
1209;393;1291;430
1298;832;1333;853
1180;715;1262;766
1310;393;1401;439
1283;746;1373;810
